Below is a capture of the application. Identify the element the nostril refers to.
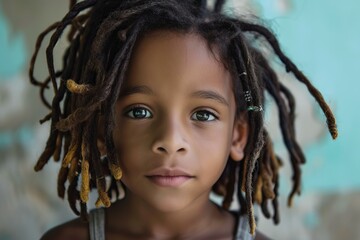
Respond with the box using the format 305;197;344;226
153;143;187;155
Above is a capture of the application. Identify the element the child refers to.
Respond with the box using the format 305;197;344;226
30;0;337;239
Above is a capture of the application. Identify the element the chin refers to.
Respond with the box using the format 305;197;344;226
143;193;195;213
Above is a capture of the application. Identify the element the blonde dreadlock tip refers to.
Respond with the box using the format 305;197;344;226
80;158;90;204
110;164;122;180
80;174;90;203
97;185;111;208
62;144;77;167
66;79;75;89
95;198;104;208
80;192;89;203
103;199;111;208
114;170;122;180
100;192;111;207
66;79;91;94
250;222;257;236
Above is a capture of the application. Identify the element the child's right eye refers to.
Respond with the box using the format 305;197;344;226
124;106;153;119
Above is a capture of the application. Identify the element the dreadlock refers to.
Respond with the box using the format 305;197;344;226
30;0;337;235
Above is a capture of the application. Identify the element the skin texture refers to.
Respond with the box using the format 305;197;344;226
41;31;270;240
114;30;244;212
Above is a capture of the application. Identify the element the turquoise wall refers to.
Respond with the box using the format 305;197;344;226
255;0;360;191
0;6;26;79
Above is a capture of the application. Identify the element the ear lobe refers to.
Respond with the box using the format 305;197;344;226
230;118;248;161
97;116;107;156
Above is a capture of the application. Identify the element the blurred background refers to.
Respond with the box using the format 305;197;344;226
0;0;359;239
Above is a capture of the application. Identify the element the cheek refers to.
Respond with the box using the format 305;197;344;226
113;119;153;151
194;121;232;150
192;123;233;172
112;125;145;169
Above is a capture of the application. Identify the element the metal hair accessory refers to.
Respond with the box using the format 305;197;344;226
244;90;252;102
247;105;263;112
239;72;247;77
244;90;263;112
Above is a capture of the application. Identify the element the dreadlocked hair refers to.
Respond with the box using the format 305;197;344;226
30;0;337;235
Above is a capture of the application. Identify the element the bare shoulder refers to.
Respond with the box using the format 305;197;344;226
40;217;89;240
255;230;272;240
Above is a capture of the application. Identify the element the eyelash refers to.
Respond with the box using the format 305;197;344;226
124;106;218;122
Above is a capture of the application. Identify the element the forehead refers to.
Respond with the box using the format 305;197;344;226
131;30;221;66
124;30;233;98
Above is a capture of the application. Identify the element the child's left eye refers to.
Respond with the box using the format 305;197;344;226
191;110;217;122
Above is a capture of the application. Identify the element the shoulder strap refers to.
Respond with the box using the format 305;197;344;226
234;214;255;240
89;208;105;240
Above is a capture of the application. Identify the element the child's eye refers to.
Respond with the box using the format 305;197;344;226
125;106;153;119
191;110;217;122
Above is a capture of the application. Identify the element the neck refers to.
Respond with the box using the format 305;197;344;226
111;191;223;239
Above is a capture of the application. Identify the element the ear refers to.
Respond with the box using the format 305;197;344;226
230;116;248;161
97;116;107;156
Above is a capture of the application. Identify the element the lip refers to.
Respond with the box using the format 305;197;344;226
145;168;194;187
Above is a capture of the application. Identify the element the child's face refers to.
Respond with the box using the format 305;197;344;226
112;31;246;212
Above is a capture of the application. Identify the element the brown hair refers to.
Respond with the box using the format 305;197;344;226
29;0;337;235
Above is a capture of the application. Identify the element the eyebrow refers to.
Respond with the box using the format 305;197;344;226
119;86;229;106
119;85;155;97
191;90;229;106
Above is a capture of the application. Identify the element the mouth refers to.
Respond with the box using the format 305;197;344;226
145;168;195;187
146;175;194;187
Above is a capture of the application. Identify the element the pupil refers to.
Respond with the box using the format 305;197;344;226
197;112;208;120
134;109;146;118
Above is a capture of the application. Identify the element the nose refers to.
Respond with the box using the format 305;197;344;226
151;117;188;155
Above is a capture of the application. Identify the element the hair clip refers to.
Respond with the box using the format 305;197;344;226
247;105;263;112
